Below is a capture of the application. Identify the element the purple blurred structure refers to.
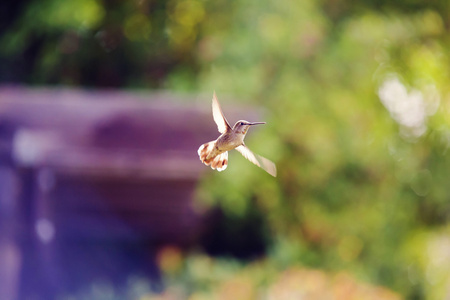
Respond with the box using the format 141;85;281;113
0;87;256;299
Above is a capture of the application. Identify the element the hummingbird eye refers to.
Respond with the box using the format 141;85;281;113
240;122;244;126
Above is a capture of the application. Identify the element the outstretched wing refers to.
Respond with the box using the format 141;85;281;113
212;92;231;134
236;145;277;177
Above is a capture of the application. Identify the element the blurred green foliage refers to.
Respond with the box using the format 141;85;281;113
194;1;450;299
3;0;450;298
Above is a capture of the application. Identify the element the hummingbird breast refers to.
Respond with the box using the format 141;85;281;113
216;132;244;151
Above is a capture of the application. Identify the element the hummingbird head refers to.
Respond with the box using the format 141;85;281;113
232;120;265;135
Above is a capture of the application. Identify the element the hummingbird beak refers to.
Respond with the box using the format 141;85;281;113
249;122;266;126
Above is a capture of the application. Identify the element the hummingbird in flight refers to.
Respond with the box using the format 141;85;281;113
197;92;277;177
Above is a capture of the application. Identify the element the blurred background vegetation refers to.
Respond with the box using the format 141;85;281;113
2;0;450;299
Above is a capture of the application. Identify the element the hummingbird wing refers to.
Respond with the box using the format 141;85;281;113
212;92;231;134
236;145;277;177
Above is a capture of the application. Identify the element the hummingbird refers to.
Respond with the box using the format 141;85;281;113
197;92;277;177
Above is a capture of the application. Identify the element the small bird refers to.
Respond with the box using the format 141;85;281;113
197;92;277;177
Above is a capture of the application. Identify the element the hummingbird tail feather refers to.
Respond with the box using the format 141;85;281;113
198;141;216;164
211;151;228;171
197;142;228;171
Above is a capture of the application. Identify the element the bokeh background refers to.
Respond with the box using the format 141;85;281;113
2;0;450;299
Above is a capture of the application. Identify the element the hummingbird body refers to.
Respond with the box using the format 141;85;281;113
216;123;248;151
197;93;277;177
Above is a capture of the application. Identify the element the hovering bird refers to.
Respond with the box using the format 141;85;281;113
197;92;277;177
